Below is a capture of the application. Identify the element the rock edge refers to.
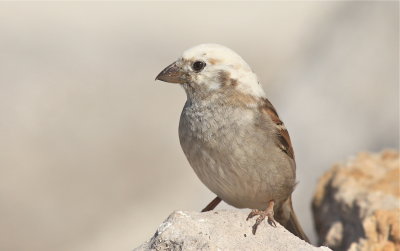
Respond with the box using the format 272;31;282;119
135;210;331;251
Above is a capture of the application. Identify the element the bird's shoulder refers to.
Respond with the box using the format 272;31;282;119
257;98;295;160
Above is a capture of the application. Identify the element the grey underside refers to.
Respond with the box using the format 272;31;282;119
179;99;296;210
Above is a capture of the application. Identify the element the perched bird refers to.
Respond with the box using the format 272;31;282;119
155;44;309;242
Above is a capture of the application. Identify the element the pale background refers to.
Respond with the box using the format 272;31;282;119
0;2;398;251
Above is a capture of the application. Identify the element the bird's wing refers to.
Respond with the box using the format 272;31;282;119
259;98;295;160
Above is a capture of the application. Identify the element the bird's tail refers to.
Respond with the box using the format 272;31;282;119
277;196;310;243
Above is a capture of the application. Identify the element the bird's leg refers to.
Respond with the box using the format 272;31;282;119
246;200;276;235
201;197;222;212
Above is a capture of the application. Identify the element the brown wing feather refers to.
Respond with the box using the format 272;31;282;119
260;98;295;160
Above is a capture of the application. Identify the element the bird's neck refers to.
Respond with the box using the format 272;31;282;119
183;86;261;112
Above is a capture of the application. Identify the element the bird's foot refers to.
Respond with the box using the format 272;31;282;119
246;200;276;235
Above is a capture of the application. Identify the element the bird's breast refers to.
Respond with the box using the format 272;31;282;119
179;102;254;145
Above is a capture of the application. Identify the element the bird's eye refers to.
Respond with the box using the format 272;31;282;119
192;61;206;72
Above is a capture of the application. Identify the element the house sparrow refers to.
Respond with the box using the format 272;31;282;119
155;44;309;242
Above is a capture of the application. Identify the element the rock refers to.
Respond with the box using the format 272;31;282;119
135;210;331;251
312;150;400;251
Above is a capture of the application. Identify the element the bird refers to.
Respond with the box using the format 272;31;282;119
155;43;309;242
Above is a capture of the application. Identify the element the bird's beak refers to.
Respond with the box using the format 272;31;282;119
155;61;185;84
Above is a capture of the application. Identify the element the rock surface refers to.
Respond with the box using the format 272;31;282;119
312;150;400;251
135;210;331;251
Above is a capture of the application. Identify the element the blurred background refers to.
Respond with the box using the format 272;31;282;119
0;2;398;250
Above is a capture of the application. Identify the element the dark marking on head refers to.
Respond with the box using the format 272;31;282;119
217;70;239;87
217;71;230;85
230;78;239;86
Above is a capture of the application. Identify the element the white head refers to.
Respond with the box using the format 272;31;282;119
156;44;266;100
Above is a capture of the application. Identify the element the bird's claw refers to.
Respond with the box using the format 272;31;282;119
268;217;277;227
246;201;276;235
246;209;260;221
